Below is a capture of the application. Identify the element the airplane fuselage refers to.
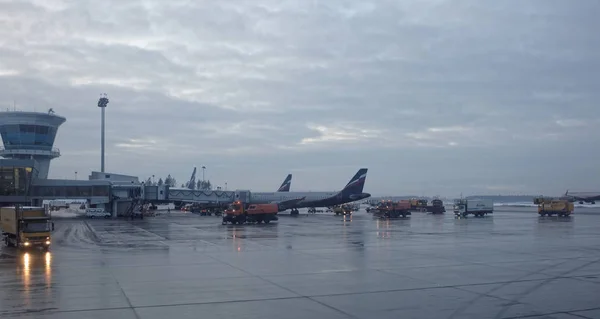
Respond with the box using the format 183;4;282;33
565;192;600;204
249;191;371;210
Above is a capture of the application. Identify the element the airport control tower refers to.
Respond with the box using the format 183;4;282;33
0;110;66;179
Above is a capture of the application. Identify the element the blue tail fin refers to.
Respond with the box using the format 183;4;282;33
341;168;368;196
277;174;292;192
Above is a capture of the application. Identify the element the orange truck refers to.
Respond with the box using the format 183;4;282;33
373;200;411;218
222;201;279;225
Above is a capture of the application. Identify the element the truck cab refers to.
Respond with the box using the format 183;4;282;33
453;199;466;215
333;205;348;216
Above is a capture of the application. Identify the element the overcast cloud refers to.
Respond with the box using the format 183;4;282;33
0;0;598;197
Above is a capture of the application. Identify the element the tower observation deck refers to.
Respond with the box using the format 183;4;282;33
0;110;66;179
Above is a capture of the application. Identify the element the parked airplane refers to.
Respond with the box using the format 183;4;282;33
277;174;292;192
236;168;371;214
564;190;600;204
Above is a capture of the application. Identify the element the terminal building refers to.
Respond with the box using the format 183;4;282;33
0;110;171;216
0;110;230;216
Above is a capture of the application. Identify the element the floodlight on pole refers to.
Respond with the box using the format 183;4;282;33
97;93;109;173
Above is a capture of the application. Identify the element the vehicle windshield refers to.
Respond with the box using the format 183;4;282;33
228;204;242;210
23;222;50;233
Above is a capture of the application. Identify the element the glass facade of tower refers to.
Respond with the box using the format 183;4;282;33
0;165;38;196
0;124;58;150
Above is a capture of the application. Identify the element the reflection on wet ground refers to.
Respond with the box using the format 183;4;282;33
1;207;600;319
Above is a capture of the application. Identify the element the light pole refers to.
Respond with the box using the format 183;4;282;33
75;171;78;180
225;182;227;191
152;175;155;185
201;166;206;183
97;93;109;172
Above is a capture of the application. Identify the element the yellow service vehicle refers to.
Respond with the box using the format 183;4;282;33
1;206;54;250
534;197;574;217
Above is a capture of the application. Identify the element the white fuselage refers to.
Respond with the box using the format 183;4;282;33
251;191;340;207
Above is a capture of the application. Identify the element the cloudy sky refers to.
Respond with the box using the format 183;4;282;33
0;0;598;197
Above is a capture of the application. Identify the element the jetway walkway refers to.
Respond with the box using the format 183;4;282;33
167;189;235;203
2;176;237;209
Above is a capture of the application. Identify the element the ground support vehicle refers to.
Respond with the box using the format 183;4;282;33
199;208;213;216
373;201;411;218
222;201;279;225
453;199;493;217
409;199;428;212
534;197;574;217
425;199;446;214
333;204;353;216
86;208;111;219
1;206;54;250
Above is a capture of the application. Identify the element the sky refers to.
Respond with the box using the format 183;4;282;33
0;0;598;197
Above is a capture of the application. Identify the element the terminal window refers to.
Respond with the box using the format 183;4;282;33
0;166;35;196
31;185;102;197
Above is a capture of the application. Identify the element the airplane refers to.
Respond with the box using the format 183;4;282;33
277;174;292;192
239;168;371;214
564;190;600;204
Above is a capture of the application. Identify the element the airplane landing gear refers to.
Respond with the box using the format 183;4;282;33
290;208;299;216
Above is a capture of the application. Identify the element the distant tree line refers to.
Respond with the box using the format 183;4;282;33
144;174;177;187
186;180;212;190
143;174;212;190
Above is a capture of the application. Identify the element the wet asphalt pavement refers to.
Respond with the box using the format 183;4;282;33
1;207;600;319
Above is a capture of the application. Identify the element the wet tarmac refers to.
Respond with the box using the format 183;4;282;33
1;207;600;319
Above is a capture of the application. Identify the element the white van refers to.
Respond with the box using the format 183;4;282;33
85;208;111;219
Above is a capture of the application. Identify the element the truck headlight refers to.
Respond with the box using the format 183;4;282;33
24;242;30;246
45;241;51;245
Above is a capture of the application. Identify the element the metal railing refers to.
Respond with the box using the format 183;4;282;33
0;147;60;156
0;108;63;117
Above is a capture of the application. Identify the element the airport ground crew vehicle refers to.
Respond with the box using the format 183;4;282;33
342;204;353;215
367;201;389;214
453;199;493;217
85;208;111;219
409;199;428;211
1;206;54;250
426;199;446;214
373;200;411;218
534;197;574;217
222;201;279;224
333;204;353;216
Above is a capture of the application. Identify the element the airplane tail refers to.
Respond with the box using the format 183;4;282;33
340;168;368;196
277;174;292;192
